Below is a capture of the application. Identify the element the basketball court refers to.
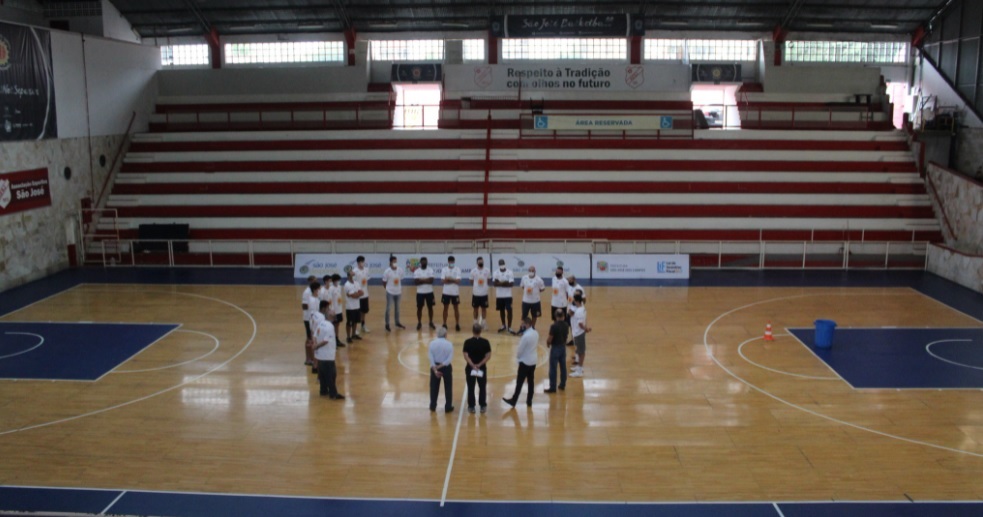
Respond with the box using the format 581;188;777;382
1;268;981;516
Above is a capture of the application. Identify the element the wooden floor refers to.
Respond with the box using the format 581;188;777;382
1;282;982;503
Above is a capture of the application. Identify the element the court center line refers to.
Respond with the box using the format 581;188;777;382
99;490;126;515
440;390;468;508
0;288;258;436
703;291;983;459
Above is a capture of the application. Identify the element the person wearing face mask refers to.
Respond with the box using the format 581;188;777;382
382;255;406;332
550;266;569;324
520;266;546;330
492;258;516;334
440;256;462;331
414;256;436;331
469;257;490;329
354;256;371;335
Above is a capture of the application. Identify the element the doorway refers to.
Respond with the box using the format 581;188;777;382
691;84;741;129
393;83;441;129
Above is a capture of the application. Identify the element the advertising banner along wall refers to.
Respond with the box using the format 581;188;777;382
454;63;655;92
492;253;591;279
0;21;57;141
294;253;492;280
0;167;52;216
533;114;673;131
593;254;690;280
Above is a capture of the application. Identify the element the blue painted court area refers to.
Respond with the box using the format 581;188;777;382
789;327;983;389
0;322;178;381
1;486;981;517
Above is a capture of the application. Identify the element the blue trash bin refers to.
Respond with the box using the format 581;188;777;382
814;319;836;349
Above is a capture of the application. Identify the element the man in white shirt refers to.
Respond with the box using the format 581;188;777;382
440;256;462;332
313;307;343;400
428;327;455;413
550;266;570;324
344;269;364;344
300;275;317;365
303;281;322;369
503;317;539;407
414;256;436;331
566;274;586;348
519;266;546;330
492;258;515;334
326;274;345;348
382;255;406;332
354;256;371;334
569;293;591;378
469;257;490;329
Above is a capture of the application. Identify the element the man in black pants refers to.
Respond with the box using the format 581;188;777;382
462;322;492;414
503;317;539;408
545;309;568;393
428;326;455;413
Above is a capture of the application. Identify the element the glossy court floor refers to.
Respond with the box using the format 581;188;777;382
1;268;982;516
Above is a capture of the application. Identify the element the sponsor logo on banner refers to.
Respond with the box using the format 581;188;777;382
493;254;590;278
625;65;644;89
0;167;51;216
0;22;57;141
592;254;690;279
295;253;491;280
474;66;492;88
0;34;10;71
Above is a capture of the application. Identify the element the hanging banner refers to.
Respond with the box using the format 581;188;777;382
592;254;690;279
491;14;643;38
0;167;52;216
533;114;673;131
491;253;591;279
451;63;659;92
0;22;57;141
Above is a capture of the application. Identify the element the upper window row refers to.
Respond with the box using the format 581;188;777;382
160;39;908;67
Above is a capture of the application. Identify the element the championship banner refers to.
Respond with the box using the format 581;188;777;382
0;167;52;216
593;254;690;279
0;22;57;141
490;14;643;38
491;253;591;280
449;63;651;92
534;114;673;131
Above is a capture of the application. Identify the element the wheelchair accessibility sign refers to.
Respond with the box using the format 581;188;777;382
534;115;549;129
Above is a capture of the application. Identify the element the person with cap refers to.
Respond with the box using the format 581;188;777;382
441;256;462;331
492;258;515;334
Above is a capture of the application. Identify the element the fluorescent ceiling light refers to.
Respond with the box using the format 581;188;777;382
661;21;689;26
806;23;834;28
870;24;898;29
297;24;324;29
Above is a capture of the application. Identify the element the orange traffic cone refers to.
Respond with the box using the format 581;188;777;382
764;322;774;341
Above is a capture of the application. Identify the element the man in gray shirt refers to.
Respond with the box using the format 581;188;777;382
428;327;455;413
503;317;539;408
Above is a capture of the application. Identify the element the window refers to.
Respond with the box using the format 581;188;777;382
502;38;626;61
686;40;757;61
224;41;344;65
644;39;686;61
785;41;909;64
370;40;444;61
463;39;485;62
160;44;209;67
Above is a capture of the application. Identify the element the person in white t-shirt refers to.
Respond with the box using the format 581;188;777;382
568;293;591;378
382;255;406;332
303;281;321;369
469;257;490;329
565;274;586;348
324;274;345;348
519;266;546;330
414;256;436;331
354;256;371;334
313;310;343;400
550;266;570;323
300;275;317;365
492;259;515;334
344;269;364;344
440;256;462;332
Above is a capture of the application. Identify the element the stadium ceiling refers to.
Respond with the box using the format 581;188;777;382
77;0;949;39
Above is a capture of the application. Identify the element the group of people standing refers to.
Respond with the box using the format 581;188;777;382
300;255;590;409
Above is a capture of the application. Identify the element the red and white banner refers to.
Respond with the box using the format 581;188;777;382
0;167;51;216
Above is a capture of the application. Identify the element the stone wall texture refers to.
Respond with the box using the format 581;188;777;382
926;163;983;292
0;134;123;293
955;127;983;179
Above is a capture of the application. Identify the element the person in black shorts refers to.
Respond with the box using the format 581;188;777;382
440;256;462;331
414;256;436;330
462;323;492;414
469;257;490;329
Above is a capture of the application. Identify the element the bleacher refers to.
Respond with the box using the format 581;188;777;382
88;98;941;268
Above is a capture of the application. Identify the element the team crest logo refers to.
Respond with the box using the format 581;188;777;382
625;65;644;89
474;66;492;88
405;258;421;272
0;35;11;71
0;179;11;210
596;261;608;272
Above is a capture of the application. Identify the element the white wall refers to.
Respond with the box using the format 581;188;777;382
101;0;140;44
764;65;882;95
